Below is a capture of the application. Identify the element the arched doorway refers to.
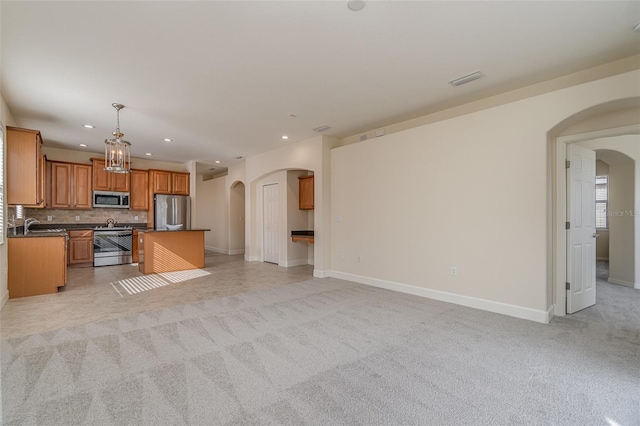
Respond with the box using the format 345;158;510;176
552;125;640;316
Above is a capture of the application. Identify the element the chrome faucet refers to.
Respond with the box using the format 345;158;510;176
24;218;40;235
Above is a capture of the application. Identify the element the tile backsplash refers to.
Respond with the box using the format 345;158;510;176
23;208;147;225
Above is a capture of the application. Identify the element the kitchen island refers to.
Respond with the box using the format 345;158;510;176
138;229;209;274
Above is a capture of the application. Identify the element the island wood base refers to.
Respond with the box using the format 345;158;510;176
139;230;205;274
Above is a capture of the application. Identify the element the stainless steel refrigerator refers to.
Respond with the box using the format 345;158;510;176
154;194;191;230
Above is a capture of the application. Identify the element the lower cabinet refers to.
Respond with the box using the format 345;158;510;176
68;230;94;265
132;229;139;263
8;236;67;298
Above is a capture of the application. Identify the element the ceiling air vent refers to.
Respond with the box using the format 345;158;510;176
234;156;243;160
448;71;483;87
313;125;331;133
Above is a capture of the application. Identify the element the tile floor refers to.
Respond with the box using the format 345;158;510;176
0;251;314;340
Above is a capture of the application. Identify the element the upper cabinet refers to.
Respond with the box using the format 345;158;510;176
130;169;149;211
172;172;189;195
149;170;190;195
298;175;314;210
7;126;46;207
49;161;92;209
92;158;130;192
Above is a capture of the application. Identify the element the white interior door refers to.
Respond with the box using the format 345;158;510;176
263;183;279;264
567;144;597;314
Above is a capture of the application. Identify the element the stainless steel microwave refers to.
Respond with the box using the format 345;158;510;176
93;191;130;209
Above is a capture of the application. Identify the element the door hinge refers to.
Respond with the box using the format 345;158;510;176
566;282;570;290
565;160;570;169
565;221;570;230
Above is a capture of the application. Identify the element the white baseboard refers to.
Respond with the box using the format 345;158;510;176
0;291;8;311
246;256;260;262
314;269;329;278
608;277;634;288
229;249;245;255
328;270;552;324
282;259;309;267
545;304;554;322
596;257;609;261
206;246;229;255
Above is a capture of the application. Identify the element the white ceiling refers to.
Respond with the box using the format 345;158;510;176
2;1;639;170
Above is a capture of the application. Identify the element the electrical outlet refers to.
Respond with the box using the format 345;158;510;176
75;216;80;221
340;252;345;260
335;215;341;223
47;216;52;221
134;216;139;221
357;255;362;263
451;267;457;276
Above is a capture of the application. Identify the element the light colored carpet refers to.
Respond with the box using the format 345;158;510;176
2;274;639;425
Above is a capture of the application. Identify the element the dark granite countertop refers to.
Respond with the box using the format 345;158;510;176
291;230;314;236
8;230;68;238
140;229;210;233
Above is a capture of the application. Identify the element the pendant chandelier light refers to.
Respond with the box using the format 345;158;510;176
104;103;131;173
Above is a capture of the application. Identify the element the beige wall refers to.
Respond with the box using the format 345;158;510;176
578;135;639;287
244;135;338;274
331;69;640;322
195;174;227;252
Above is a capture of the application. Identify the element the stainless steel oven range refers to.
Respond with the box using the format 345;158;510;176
93;226;133;266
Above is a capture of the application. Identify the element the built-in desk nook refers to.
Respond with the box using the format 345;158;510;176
291;230;314;244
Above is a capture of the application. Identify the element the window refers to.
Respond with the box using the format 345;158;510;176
595;175;608;229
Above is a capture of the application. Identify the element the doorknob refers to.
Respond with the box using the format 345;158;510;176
593;233;600;238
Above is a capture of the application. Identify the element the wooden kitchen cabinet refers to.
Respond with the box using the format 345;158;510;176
298;175;314;210
172;172;190;195
92;158;130;192
151;170;172;194
150;169;189;195
130;169;149;210
50;161;92;209
132;229;139;263
7;126;46;207
68;229;94;264
8;236;67;298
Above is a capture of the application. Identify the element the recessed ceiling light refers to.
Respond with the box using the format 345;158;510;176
163;138;172;142
145;152;152;156
347;0;366;12
79;143;88;147
215;160;221;164
282;135;289;140
83;124;94;129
